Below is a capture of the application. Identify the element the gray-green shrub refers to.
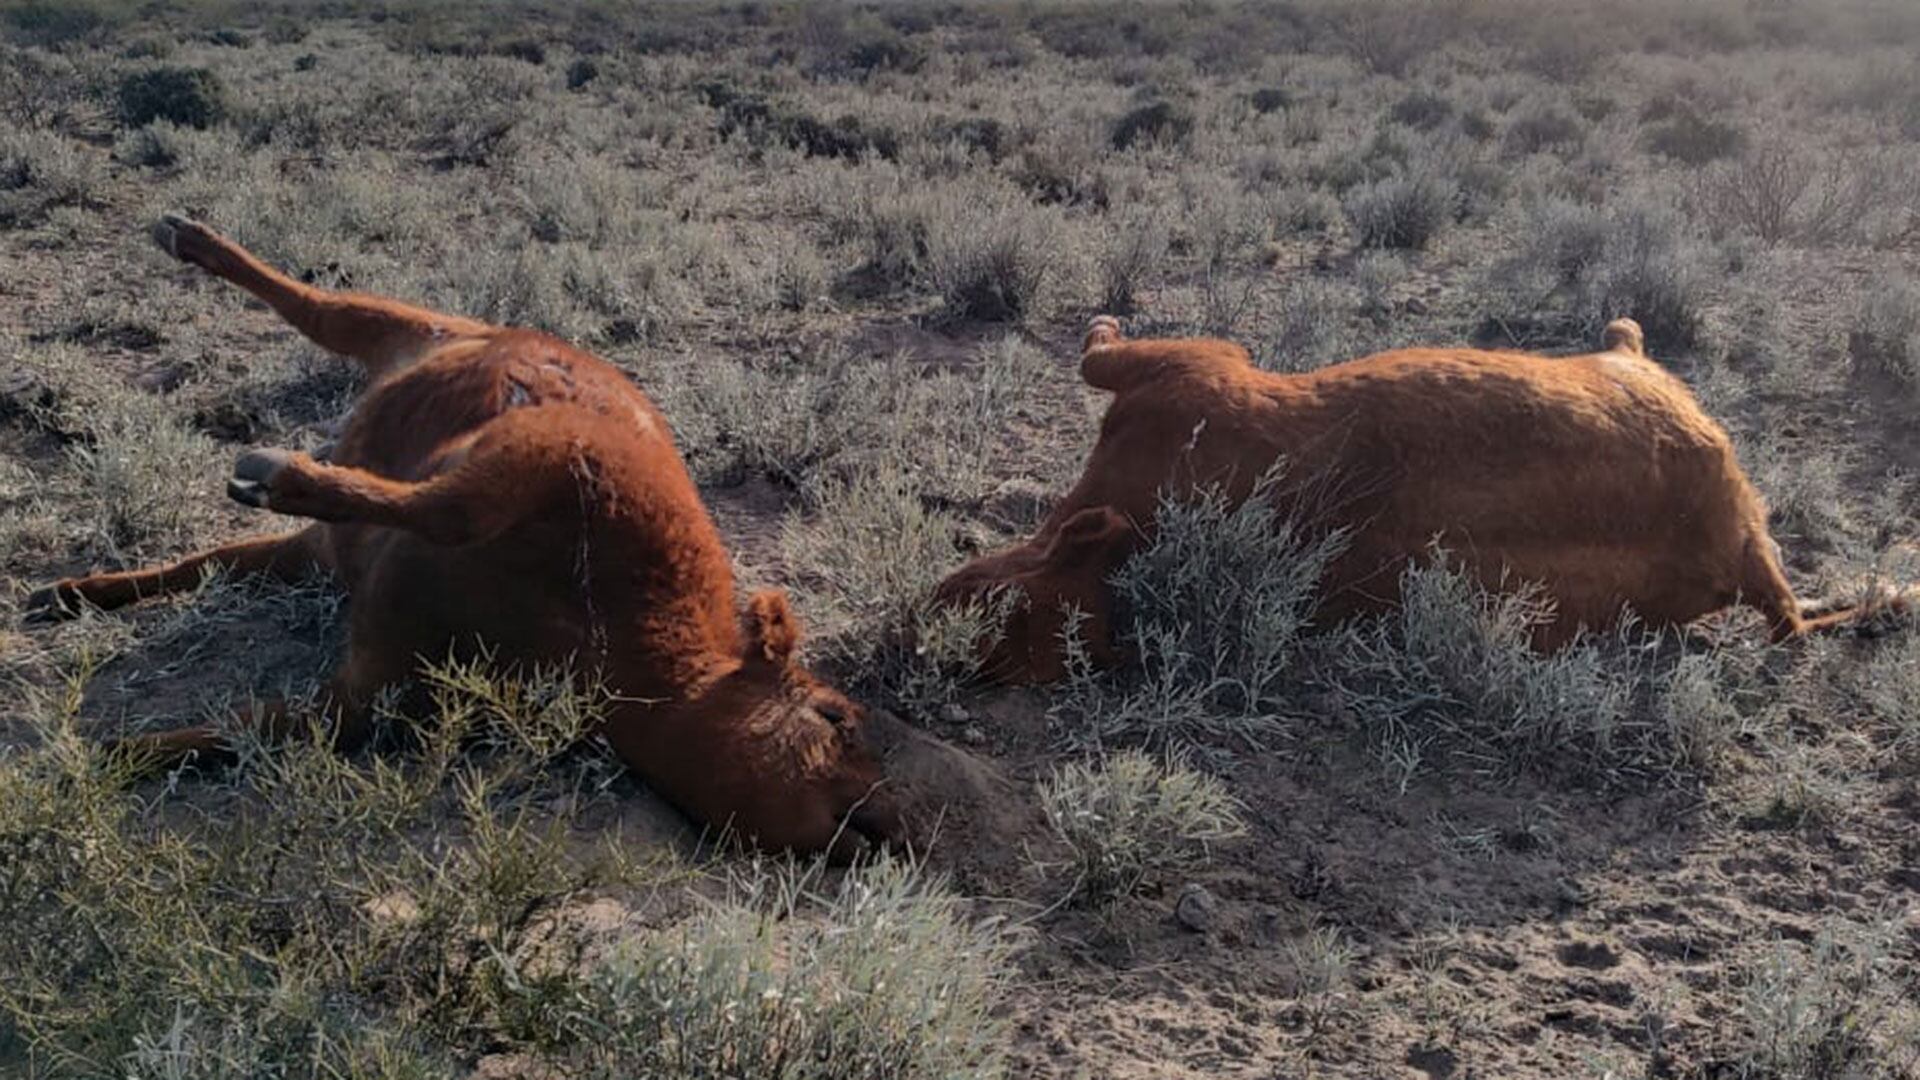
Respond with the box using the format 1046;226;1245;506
1037;750;1246;906
1851;275;1920;387
1343;171;1459;250
1052;467;1348;752
1332;550;1652;788
558;858;1012;1080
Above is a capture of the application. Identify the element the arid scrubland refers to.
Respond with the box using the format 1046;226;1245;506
5;1;1920;1076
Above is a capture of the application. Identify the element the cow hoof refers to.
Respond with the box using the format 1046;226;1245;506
23;583;81;625
1084;314;1124;351
229;448;295;508
150;213;210;264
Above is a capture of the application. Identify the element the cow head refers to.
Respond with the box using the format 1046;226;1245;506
685;590;905;860
931;505;1137;683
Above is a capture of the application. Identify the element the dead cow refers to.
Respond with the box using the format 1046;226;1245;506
27;215;902;859
935;315;1900;683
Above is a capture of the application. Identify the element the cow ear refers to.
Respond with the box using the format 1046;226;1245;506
746;590;803;667
1047;506;1133;563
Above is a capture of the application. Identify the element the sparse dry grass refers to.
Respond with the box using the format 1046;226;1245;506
5;1;1920;1076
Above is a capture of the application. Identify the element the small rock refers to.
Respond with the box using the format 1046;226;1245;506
1174;883;1218;933
362;890;421;925
939;702;971;725
961;724;987;746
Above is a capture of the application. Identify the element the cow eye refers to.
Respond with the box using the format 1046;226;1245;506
817;703;851;729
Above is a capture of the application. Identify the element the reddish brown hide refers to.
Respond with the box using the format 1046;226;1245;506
935;315;1900;684
27;215;901;860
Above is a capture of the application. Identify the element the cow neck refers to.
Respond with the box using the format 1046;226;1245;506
614;587;750;702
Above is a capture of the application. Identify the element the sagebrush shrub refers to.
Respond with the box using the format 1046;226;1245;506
1580;197;1708;349
0;658;632;1075
0;127;100;226
1038;750;1246;905
1052;467;1348;751
1694;143;1883;246
116;66;226;129
1502;101;1584;156
1850;275;1920;387
674;333;1045;499
1256;276;1361;372
1332;549;1667;787
62;379;225;561
562;858;1010;1079
1111;100;1193;151
1855;632;1920;765
779;463;982;696
1343;171;1459;250
1484;195;1708;350
1096;203;1171;315
923;184;1065;321
1737;915;1920;1080
1642;107;1745;165
1389;90;1454;131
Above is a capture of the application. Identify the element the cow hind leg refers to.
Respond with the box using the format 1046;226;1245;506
25;528;328;624
151;214;494;380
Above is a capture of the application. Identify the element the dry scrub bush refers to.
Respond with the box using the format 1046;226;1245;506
676;334;1048;500
0;658;622;1074
1854;632;1920;768
0;127;103;227
1502;100;1585;157
1736;430;1858;552
1484;195;1708;350
1037;750;1246;906
1097;203;1172;315
562;858;1011;1079
1257;276;1363;373
1331;549;1768;790
781;463;1007;707
1343;171;1459;250
1736;913;1920;1080
923;184;1068;322
1694;143;1917;247
739;339;1047;704
1051;468;1348;754
1642;107;1745;165
0;657;1012;1076
1851;276;1920;388
7;342;225;562
115;66;225;129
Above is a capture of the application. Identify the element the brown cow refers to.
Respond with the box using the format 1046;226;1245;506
936;315;1901;683
26;215;902;860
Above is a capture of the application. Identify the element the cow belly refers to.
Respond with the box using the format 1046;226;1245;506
339;530;598;673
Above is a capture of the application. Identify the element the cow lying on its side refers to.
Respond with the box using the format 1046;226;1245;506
935;315;1900;683
27;215;902;860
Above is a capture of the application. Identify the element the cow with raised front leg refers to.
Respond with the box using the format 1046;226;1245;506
933;314;1910;684
27;215;903;861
